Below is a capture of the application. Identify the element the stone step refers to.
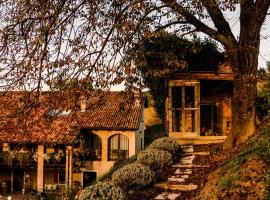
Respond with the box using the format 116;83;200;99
155;182;198;191
168;177;185;183
172;164;210;168
175;169;192;175
180;155;195;164
155;192;181;200
183;152;210;156
181;145;194;153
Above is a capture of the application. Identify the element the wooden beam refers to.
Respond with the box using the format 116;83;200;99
37;145;44;192
173;72;234;80
65;146;73;190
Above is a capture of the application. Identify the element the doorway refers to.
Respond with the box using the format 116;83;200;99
200;104;217;136
82;171;97;188
13;170;24;192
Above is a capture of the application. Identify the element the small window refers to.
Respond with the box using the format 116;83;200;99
47;109;71;116
54;171;65;184
108;134;129;160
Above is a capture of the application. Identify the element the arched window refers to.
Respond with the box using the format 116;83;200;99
85;134;102;160
108;134;129;160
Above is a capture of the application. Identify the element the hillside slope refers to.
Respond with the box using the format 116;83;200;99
198;128;270;200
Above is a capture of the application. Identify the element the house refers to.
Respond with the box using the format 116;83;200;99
165;65;233;143
0;91;144;194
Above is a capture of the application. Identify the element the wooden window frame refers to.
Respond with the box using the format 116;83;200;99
108;134;129;161
168;80;200;137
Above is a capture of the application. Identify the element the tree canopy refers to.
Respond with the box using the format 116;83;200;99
136;34;224;120
0;0;269;147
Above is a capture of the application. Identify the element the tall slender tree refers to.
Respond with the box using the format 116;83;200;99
0;0;269;147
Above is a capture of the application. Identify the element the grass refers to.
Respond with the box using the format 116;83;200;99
221;127;270;198
219;174;240;190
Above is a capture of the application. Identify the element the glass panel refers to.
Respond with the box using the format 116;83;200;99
109;135;129;160
185;110;195;132
185;86;195;108
109;135;119;160
86;134;102;160
172;86;182;108
172;110;182;132
119;135;128;150
119;135;128;159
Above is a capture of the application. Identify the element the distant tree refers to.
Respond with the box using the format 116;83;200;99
258;68;267;80
136;34;223;120
257;62;270;119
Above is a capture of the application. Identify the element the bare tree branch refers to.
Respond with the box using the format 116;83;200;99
200;0;237;45
161;0;236;49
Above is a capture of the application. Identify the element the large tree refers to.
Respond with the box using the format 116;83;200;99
0;0;269;147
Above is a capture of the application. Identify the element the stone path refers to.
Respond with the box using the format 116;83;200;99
154;145;210;200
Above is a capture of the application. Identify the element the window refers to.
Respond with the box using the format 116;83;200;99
108;134;129;160
85;134;102;160
47;109;71;116
54;171;65;183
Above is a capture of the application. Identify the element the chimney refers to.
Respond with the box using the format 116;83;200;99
133;91;141;106
80;97;87;112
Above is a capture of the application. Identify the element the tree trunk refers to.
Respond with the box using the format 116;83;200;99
224;46;258;148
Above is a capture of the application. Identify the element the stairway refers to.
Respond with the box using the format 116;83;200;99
154;145;211;200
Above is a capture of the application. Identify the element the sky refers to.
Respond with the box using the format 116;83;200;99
228;10;270;68
259;18;270;68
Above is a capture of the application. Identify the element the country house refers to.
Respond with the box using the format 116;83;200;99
0;91;145;194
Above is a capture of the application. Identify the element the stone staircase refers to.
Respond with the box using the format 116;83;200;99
154;145;211;200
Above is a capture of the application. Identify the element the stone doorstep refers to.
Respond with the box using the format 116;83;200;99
155;183;198;191
155;193;181;200
175;169;192;175
183;152;210;156
172;164;210;168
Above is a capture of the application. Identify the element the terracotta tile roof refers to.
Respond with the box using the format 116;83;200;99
0;91;144;144
0;92;79;144
77;92;144;130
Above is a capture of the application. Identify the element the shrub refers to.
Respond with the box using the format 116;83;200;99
148;137;180;158
112;163;156;191
137;149;173;180
144;124;167;147
98;154;137;181
137;148;172;172
79;182;126;200
65;181;82;200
